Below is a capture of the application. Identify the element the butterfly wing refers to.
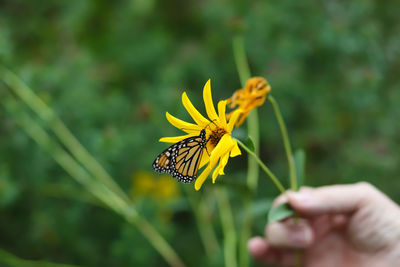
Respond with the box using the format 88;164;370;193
152;144;177;174
152;130;207;183
170;136;205;183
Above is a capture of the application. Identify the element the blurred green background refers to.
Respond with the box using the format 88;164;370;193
1;0;400;266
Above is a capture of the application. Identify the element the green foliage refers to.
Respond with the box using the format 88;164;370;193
293;149;306;188
268;203;295;223
1;0;400;266
245;136;255;152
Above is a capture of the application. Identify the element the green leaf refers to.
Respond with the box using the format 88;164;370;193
293;149;306;188
231;128;247;140
268;202;295;223
245;136;255;152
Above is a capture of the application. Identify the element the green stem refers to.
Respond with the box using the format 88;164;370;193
233;35;251;86
1;85;186;267
239;197;251;267
236;139;286;195
268;95;297;191
184;186;220;260
0;66;131;203
123;213;186;267
233;35;258;267
245;111;260;191
215;188;237;267
3;98;126;213
0;248;81;267
268;96;302;266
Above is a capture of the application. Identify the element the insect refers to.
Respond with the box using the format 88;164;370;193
152;129;207;183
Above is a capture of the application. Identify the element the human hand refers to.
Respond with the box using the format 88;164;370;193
248;182;400;266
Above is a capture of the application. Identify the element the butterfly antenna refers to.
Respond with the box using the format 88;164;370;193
203;119;218;132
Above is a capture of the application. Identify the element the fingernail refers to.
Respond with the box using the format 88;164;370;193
290;228;311;247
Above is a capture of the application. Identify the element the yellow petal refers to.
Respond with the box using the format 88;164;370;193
218;153;230;175
217;100;227;128
209;134;235;169
227;109;243;132
166;112;202;134
182;92;209;127
199;150;210;169
205;142;215;156
212;165;221;182
159;134;195;143
230;141;241;157
211;152;230;183
234;113;248;127
203;79;219;123
194;166;212;191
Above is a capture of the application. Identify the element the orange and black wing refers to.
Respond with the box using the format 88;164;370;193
152;129;207;183
170;136;205;183
152;144;177;174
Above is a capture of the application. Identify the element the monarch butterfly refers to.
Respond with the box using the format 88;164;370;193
152;129;207;183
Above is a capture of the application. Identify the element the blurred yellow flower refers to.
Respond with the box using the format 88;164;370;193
159;80;243;190
157;176;180;201
131;171;180;203
132;171;155;196
227;77;270;126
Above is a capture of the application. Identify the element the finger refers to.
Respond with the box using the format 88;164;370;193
248;237;269;260
310;215;331;240
248;237;299;266
332;214;348;228
248;237;278;264
288;182;375;216
272;186;314;208
266;219;313;248
272;193;289;207
272;249;298;267
311;214;349;240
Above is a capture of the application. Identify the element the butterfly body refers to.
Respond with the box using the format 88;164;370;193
152;129;207;183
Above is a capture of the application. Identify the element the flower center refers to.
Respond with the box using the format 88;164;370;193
208;127;227;147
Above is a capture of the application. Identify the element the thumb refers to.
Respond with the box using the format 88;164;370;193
287;182;376;216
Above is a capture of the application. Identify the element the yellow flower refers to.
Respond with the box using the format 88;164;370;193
131;171;179;222
159;80;243;190
131;171;155;197
227;77;271;126
131;171;180;202
157;176;180;201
